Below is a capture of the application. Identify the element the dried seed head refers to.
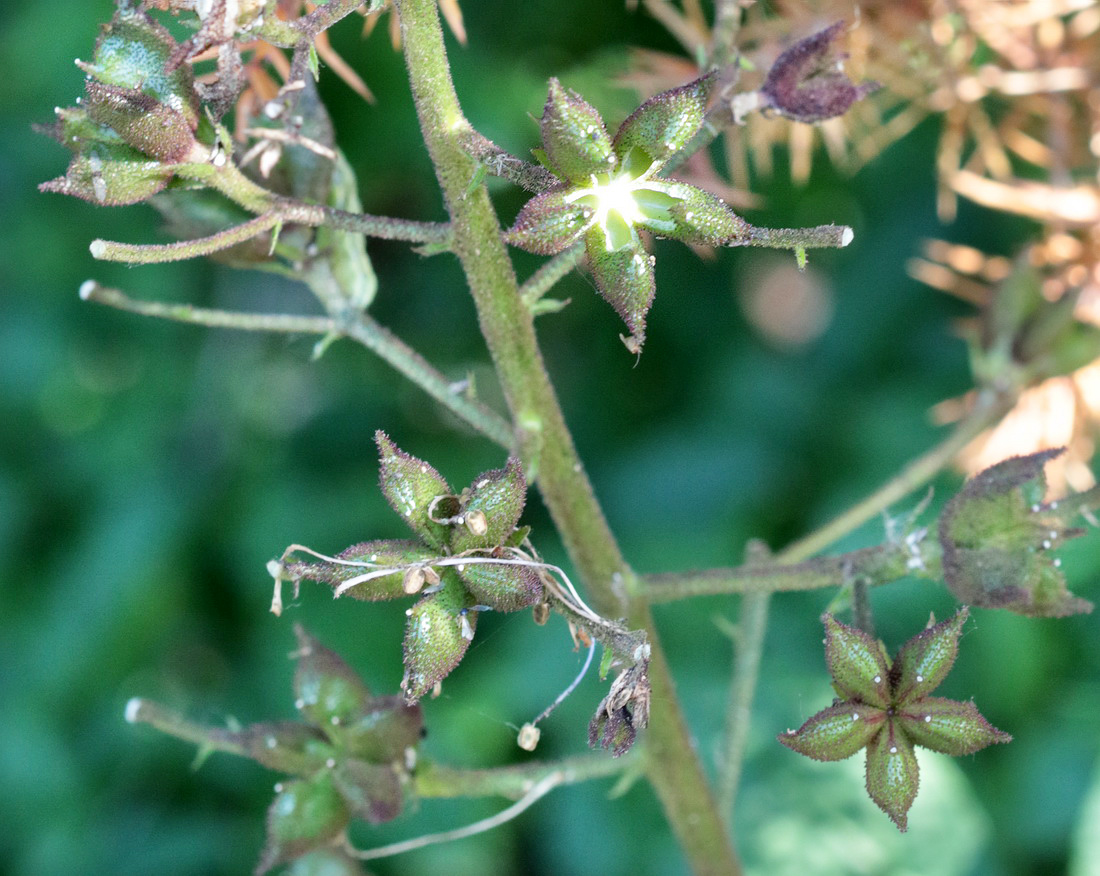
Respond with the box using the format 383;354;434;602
403;567;426;595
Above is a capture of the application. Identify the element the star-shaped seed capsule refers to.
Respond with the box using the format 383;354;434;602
778;608;1010;831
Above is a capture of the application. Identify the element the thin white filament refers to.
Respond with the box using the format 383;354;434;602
346;772;563;862
531;638;596;727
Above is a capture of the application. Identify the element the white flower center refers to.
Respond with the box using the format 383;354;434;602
566;160;662;252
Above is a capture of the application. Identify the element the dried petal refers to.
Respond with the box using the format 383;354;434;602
777;702;885;762
612;73;714;166
890;609;967;702
376;432;455;551
539;79;615;184
897;696;1012;756
864;721;919;832
823;614;890;708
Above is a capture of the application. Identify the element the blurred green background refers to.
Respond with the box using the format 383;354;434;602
3;1;1100;874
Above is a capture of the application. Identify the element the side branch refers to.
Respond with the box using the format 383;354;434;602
641;543;932;603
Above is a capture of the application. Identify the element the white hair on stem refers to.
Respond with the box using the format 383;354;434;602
345;772;564;861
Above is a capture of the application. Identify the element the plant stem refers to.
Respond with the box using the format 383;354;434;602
392;2;740;872
718;589;768;822
710;388;1011;831
414;754;631;800
520;242;584;309
778;388;1013;564
80;282;513;448
640;543;929;602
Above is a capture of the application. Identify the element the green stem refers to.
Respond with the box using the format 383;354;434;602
414;754;632;800
392;2;739;872
641;544;928;602
520;243;584;309
718;589;768;823
81;282;513;448
707;389;1009;829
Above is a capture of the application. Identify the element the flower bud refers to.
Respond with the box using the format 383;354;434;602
458;559;543;612
402;574;478;703
451;457;527;553
258;772;350;875
939;448;1092;616
539;79;615;184
612;73;714;166
376;432;456;550
293;625;372;733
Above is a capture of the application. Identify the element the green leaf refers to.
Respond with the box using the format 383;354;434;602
777;702;885;762
897;696;1012;755
864;721;920;832
611;73;714;166
376;432;456;551
539;79;615;184
823;615;890;708
890;609;967;703
257;772;350;875
402;574;477;703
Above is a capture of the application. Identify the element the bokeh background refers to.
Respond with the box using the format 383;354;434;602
3;1;1100;874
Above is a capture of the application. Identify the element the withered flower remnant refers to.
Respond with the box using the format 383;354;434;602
759;21;880;124
939;448;1094;617
778;610;1010;831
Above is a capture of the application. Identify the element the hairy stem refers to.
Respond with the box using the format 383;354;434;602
718;589;769;822
80;282;512;448
392;1;739;872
